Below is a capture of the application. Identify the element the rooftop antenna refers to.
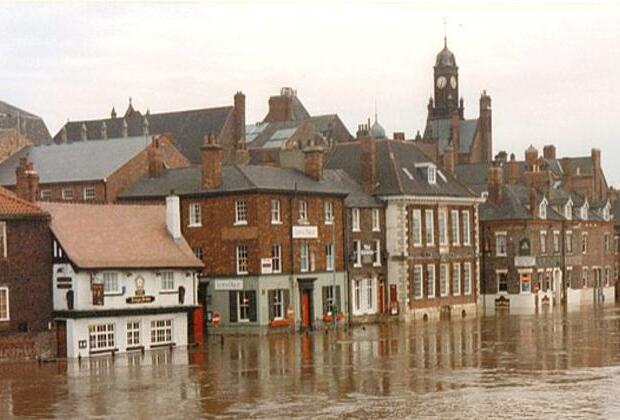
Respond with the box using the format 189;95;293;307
443;17;448;47
374;99;378;123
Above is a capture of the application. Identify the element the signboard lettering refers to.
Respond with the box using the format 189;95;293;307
214;279;244;291
261;258;273;274
292;226;318;239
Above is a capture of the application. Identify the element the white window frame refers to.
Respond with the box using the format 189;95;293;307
452;263;461;295
300;242;309;272
353;240;362;268
463;262;472;295
540;231;547;254
450;209;460;246
161;272;175;291
566;231;573;254
0;222;6;259
351;208;360;232
428;166;436;184
425;209;435;246
438;209;448;246
40;189;52;201
126;320;141;347
495;233;507;256
565;202;572;220
462;210;471;246
0;287;9;321
150;319;173;344
236;244;249;275
372;208;380;231
89;323;115;351
83;186;96;201
412;209;422;247
272;289;284;320
238;291;252;322
426;264;436;298
440;263;449;297
188;203;202;227
353;278;376;315
413;265;423;299
235;200;248;225
102;272;120;295
324;201;334;225
61;188;74;201
298;200;308;223
373;239;381;267
553;231;560;254
326;242;334;271
539;202;547;219
271;244;281;273
496;269;509;294
271;199;281;224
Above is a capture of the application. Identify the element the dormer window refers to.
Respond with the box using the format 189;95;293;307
564;202;572;220
603;204;611;221
580;203;588;221
428;166;436;185
539;201;547;220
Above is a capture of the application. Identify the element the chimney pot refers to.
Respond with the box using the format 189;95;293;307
166;194;182;240
201;134;223;189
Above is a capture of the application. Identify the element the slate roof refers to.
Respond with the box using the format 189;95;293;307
455;162;491;194
246;114;347;149
119;164;350;200
326;139;477;198
426;118;478;154
40;202;203;270
0;136;153;185
322;170;382;208
612;200;620;227
0;186;45;217
0;100;51;145
53;106;233;164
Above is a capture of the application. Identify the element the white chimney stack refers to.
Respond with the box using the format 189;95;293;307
166;193;181;240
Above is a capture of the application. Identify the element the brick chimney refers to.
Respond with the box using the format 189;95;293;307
487;163;503;205
592;148;602;201
543;145;556;159
147;136;164;178
393;132;405;141
303;141;324;181
359;124;377;193
201;133;223;189
264;87;295;123
506;153;519;184
15;157;39;202
166;192;182;241
525;145;538;169
234;91;246;149
479;91;493;162
442;145;455;175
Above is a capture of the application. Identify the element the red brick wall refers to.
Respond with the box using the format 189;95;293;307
0;331;56;361
33;181;107;203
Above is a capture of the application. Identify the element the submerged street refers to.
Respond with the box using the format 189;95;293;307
2;306;620;419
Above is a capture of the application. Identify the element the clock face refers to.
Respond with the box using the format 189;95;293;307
436;76;447;89
450;76;457;89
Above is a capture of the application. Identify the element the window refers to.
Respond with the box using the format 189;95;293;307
0;222;6;258
450;210;460;245
413;265;423;299
0;287;8;321
539;202;547;219
543;271;552;292
428;166;436;184
372;208;380;231
150;319;172;344
326;242;334;271
565;202;572;220
235;200;248;224
62;188;74;200
566;268;573;289
271;244;281;273
520;273;531;293
352;240;361;267
322;285;339;315
438;209;448;246
189;203;201;227
271;289;285;320
463;263;472;295
89;323;115;351
230;290;256;323
351;208;360;232
452;263;461;295
353;279;375;315
161;272;174;291
462;210;471;246
300;242;309;272
127;321;140;347
53;239;64;259
102;272;119;294
425;209;435;246
440;264;449;296
582;267;588;287
40;189;52;201
412;209;422;246
580;204;588;221
540;231;547;254
271;199;281;224
497;272;508;293
604;234;610;253
426;264;436;297
192;247;203;260
238;291;251;321
566;231;573;254
298;200;308;223
324;201;334;224
373;240;381;267
83;186;96;200
553;232;560;254
605;267;611;286
236;245;248;274
582;233;588;254
496;234;507;256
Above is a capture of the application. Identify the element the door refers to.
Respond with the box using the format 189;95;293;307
301;290;311;329
56;320;67;359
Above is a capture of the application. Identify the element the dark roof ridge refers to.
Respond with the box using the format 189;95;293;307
385;141;404;194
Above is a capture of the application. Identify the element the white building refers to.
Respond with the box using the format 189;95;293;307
41;197;203;358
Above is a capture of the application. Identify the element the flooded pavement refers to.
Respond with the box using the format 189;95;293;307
2;306;620;419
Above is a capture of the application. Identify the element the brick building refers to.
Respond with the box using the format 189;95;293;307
119;134;350;334
327;125;482;322
0;99;51;145
414;38;493;166
0;185;55;360
0;134;189;203
0;129;32;164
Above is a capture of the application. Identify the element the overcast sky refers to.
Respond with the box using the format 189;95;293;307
3;2;620;185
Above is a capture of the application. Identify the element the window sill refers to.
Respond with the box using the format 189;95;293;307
271;221;282;225
352;229;361;233
325;220;334;225
236;272;249;276
373;263;382;267
353;264;362;269
151;342;176;349
372;229;380;233
234;221;248;226
188;224;202;228
90;348;118;355
159;290;178;295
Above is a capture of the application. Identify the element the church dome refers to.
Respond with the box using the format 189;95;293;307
370;119;386;139
435;37;456;67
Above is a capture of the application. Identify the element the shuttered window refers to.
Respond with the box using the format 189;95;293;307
229;290;256;323
268;289;290;320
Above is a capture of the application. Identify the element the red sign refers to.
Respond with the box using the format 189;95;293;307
92;284;104;306
212;311;221;326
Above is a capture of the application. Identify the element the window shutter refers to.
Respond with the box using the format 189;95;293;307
229;291;238;323
248;291;257;322
283;289;290;314
268;290;275;321
335;286;341;313
322;286;328;315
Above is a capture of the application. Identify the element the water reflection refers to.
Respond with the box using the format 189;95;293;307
1;307;620;418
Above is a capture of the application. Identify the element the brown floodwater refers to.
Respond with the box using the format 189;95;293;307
2;306;620;419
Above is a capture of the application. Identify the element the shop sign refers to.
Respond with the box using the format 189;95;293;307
126;276;155;304
261;258;273;274
514;256;536;267
292;225;318;239
214;279;244;291
92;283;104;306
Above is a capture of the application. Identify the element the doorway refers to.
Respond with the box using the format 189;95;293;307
298;279;315;330
56;320;67;359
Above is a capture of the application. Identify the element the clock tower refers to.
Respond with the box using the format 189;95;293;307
429;37;463;120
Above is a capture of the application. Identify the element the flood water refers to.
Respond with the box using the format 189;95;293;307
2;306;620;419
